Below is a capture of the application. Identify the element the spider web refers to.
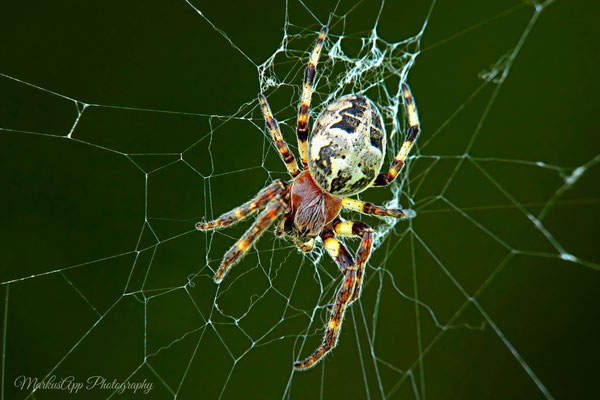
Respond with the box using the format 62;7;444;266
1;0;599;399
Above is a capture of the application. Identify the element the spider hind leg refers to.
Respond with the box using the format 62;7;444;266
374;83;421;187
258;94;300;178
297;26;328;168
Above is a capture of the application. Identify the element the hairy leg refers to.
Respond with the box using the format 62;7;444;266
196;180;287;231
374;83;421;186
294;225;356;370
258;94;300;177
332;219;374;303
342;197;416;220
214;197;287;283
296;26;327;168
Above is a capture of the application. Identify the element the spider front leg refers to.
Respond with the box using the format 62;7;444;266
342;198;416;220
332;219;374;304
214;197;287;283
294;225;358;370
297;26;327;168
196;180;287;231
374;83;421;186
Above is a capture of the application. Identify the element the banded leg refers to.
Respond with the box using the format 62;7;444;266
294;227;356;370
258;94;300;177
214;198;287;283
196;180;287;231
297;26;328;168
374;83;421;186
332;219;374;304
342;198;416;220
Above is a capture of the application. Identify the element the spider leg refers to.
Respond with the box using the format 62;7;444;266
341;198;416;220
258;94;300;177
332;219;374;304
214;197;287;283
297;26;328;169
373;83;421;186
196;180;287;231
294;225;356;370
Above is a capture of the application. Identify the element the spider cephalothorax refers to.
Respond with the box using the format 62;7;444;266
277;170;341;252
196;27;421;370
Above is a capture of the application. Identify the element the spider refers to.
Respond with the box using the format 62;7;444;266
196;27;421;370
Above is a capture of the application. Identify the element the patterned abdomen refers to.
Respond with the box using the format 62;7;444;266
308;94;386;196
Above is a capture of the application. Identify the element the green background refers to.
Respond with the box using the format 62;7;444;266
1;0;598;399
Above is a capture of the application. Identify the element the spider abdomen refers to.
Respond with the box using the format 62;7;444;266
308;94;386;196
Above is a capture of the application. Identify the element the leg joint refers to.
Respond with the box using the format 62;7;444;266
352;221;373;237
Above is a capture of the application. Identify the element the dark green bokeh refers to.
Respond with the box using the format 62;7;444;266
1;1;598;399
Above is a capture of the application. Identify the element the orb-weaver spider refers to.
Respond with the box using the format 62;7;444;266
197;26;420;370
